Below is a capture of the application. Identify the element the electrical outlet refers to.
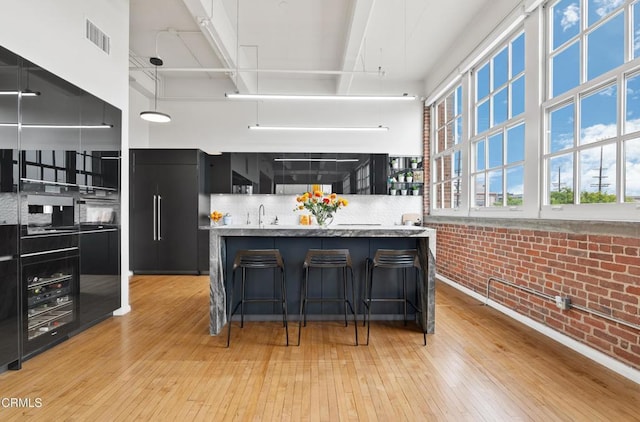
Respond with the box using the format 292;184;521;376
555;295;571;310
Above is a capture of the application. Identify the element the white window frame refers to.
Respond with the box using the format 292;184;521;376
469;30;529;214
431;84;464;210
541;0;640;220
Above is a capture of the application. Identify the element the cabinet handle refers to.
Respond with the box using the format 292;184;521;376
153;194;157;241
157;195;162;241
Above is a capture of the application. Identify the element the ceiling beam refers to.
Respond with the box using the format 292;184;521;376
337;0;376;94
181;0;256;93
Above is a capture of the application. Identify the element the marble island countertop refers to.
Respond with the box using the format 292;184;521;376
201;224;435;238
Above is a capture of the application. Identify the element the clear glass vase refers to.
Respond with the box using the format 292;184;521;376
313;211;333;227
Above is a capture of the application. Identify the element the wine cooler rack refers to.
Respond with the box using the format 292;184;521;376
27;273;74;340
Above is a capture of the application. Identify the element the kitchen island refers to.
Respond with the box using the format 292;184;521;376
203;225;436;336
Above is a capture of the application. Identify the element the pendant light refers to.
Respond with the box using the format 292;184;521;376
140;57;171;123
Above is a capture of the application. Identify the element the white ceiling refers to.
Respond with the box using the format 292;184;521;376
129;0;519;98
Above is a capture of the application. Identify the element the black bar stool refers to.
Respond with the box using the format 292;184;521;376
298;249;358;346
363;249;426;345
227;249;289;347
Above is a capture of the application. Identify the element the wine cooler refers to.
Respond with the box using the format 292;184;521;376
21;234;79;358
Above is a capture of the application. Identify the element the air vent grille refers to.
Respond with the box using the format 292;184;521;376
86;19;110;54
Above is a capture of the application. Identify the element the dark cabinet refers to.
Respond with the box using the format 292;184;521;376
0;255;19;369
0;44;122;366
207;153;258;194
0;46;20;369
130;149;208;274
79;228;120;326
207;152;389;194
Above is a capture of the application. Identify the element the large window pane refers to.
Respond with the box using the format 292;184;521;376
477;63;490;101
453;150;462;177
580;84;617;145
587;13;624;81
446;122;454;149
511;75;525;117
511;33;525;76
507;123;525;163
437;128;445;153
626;73;640;134
552;0;581;50
493;47;509;88
588;0;624;27
488;169;504;207
549;153;574;204
443;153;452;180
476;140;486;171
437;102;445;127
435;157;442;182
550;102;575;153
493;88;508;126
488;132;504;168
445;91;455;122
474;174;486;207
626;138;640;201
441;181;450;208
579;143;617;202
506;165;524;205
552;42;580;97
477;100;490;134
635;2;640;59
455;85;463;115
455;116;463;144
453;178;462;208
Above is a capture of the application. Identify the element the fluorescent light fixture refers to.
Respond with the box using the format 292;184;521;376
249;125;388;132
273;158;360;162
0;90;40;97
227;93;416;101
0;123;112;129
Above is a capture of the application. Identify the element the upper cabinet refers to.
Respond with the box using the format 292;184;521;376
9;49;122;196
0;46;18;195
207;152;389;195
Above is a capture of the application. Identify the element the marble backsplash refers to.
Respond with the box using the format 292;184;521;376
209;194;422;226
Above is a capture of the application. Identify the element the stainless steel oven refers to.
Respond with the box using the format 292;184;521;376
25;194;76;235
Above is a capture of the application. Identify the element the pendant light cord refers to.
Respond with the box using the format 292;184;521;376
154;64;158;111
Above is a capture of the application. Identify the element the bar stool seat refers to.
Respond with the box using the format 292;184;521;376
227;249;289;347
298;249;358;346
363;249;426;345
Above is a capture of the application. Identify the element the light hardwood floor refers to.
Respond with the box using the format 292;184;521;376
0;275;638;421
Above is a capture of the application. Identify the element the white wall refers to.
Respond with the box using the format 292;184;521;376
136;98;423;155
0;0;131;315
0;0;129;110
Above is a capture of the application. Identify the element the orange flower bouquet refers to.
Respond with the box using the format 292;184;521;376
295;190;348;227
210;210;223;225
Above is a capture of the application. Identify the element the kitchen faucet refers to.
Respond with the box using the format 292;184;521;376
258;204;265;227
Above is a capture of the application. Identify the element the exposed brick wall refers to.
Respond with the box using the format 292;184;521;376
422;98;639;371
432;223;640;370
